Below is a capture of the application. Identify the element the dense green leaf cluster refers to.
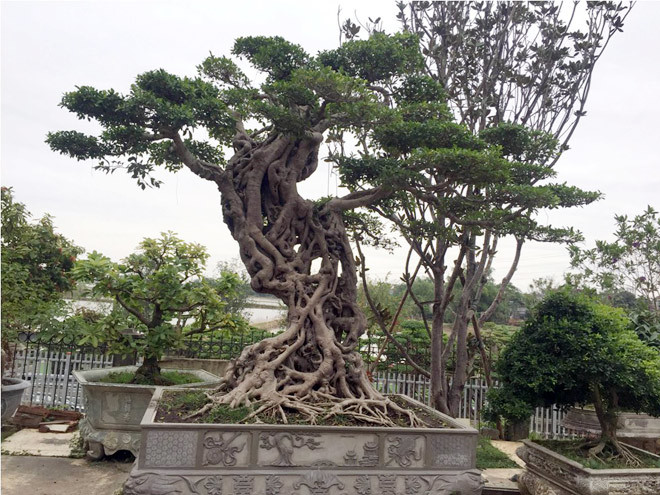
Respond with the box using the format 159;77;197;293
487;291;660;426
47;33;428;188
71;232;248;357
567;206;660;348
1;188;83;343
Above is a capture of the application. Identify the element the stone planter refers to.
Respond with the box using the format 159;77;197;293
123;388;484;495
74;366;221;459
1;378;29;422
563;407;660;454
516;439;660;495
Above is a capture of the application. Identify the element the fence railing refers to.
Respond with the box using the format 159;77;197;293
6;332;568;438
6;339;114;411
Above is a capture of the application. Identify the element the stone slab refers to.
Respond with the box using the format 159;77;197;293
481;468;521;489
1;429;75;457
1;455;131;495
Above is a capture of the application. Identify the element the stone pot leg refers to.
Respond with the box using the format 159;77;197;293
86;440;105;460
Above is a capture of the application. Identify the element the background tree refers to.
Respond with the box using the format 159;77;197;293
567;206;660;349
568;206;659;307
341;0;631;416
339;89;599;416
73;232;247;384
48;33;439;424
1;187;82;370
211;260;253;320
487;290;660;465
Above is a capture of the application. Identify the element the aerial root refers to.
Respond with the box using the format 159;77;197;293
585;439;642;467
186;385;428;428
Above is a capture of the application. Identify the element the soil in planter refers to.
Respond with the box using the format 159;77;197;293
536;439;660;469
98;370;202;386
155;391;448;428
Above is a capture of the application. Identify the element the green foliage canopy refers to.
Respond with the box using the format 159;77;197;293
72;232;248;360
488;291;660;431
47;33;428;190
1;187;83;342
568;206;660;348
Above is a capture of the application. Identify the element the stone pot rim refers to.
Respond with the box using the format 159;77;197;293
522;439;660;475
143;386;478;435
1;377;29;392
566;406;658;421
73;365;221;390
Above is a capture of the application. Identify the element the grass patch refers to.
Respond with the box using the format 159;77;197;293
476;436;519;469
536;439;660;469
98;370;202;386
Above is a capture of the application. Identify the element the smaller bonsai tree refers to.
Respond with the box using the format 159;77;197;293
487;290;660;465
73;232;248;385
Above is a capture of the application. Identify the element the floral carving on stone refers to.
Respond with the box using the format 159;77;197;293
203;432;246;467
293;470;344;495
203;476;223;495
386;435;423;467
260;432;322;466
354;475;372;495
265;475;284;495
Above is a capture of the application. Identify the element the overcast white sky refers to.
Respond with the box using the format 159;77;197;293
2;0;659;292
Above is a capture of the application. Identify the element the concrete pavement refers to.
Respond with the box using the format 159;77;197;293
1;455;132;495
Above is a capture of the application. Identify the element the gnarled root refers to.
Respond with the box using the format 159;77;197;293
186;388;427;428
183;333;427;427
583;438;642;467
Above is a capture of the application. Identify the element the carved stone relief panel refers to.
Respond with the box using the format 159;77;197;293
385;435;424;468
428;434;471;469
258;432;381;468
293;470;345;495
99;390;152;426
258;432;323;466
144;430;198;468
232;475;255;495
202;431;249;467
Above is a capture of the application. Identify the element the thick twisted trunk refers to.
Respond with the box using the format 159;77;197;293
204;133;394;422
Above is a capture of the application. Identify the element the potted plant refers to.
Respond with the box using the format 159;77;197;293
71;232;247;458
487;290;660;495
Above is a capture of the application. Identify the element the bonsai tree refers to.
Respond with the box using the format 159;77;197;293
1;187;82;372
46;32;439;424
73;232;247;384
47;32;582;423
487;290;660;465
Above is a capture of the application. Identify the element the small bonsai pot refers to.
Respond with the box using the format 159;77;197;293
1;377;29;422
74;365;221;459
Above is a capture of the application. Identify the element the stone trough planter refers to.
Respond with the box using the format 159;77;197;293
124;388;484;495
563;407;660;454
74;366;221;459
516;439;660;495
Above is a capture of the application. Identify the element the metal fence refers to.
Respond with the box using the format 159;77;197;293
5;331;568;438
174;329;270;360
4;330;271;411
5;335;114;411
